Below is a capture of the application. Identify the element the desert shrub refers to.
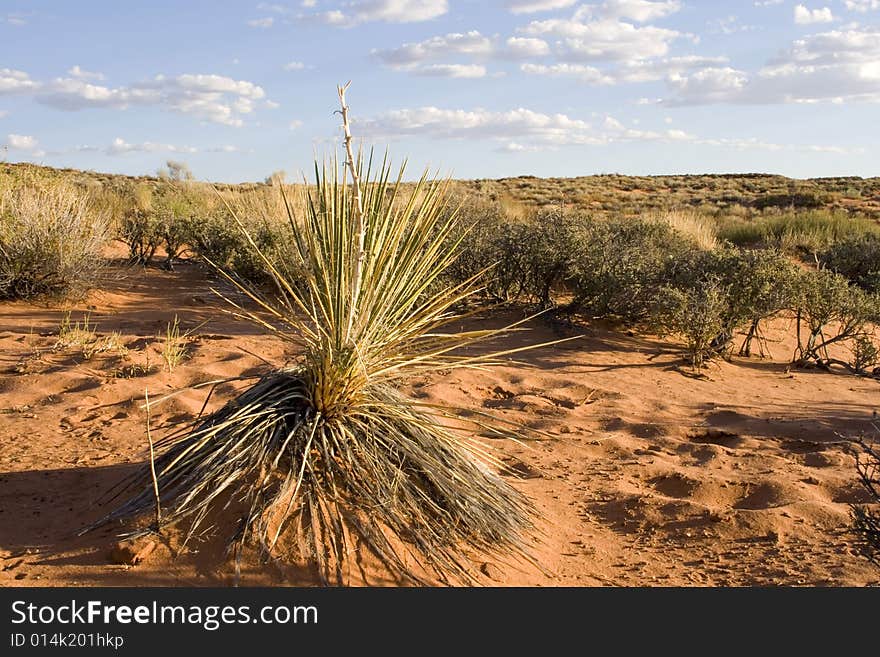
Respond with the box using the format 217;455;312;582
666;248;800;356
752;191;828;210
568;218;686;323
157;160;193;182
793;268;880;372
264;170;287;185
852;436;880;564
851;336;879;374
120;184;163;266
655;278;728;369
0;183;108;299
153;193;199;270
719;210;879;252
442;195;522;301
442;197;577;305
820;234;880;294
99;150;536;585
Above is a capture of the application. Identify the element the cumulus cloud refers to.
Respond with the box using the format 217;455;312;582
303;0;448;26
68;65;105;81
504;37;552;58
793;4;834;24
0;70;269;126
0;69;38;94
414;64;487;78
523;55;728;84
666;27;880;104
372;31;551;75
504;0;577;13
519;9;683;61
106;137;198;155
5;134;38;151
372;31;493;67
357;105;862;157
358;105;690;149
283;61;308;70
520;63;614;84
591;0;683;23
844;0;880;11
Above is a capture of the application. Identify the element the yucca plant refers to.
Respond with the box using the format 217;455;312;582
97;85;544;584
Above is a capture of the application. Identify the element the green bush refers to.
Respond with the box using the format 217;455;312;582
793;268;880;371
656;278;729;369
445;199;577;306
568;219;686;322
0;183;108;299
820;234;880;294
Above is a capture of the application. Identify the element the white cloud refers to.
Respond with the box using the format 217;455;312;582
519;10;683;61
359;104;860;158
68;65;105;81
504;37;551;57
0;110;8;119
0;69;38;94
521;63;614;84
667;67;749;104
1;70;269;126
593;0;682;23
247;17;275;27
106;137;198;155
283;61;308;70
794;5;834;24
5;134;38;151
359;105;690;149
843;0;880;12
257;2;292;12
372;31;550;74
373;31;493;67
289;119;303;130
414;64;487;77
754;1;783;6
522;55;729;86
504;0;577;13
666;27;880;104
304;0;448;26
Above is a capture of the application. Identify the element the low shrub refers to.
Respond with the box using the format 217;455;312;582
0;183;108;299
792;268;880;372
655;278;728;369
568;218;686;323
820;234;880;294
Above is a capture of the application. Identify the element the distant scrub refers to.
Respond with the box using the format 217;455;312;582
0;183;108;299
718;210;880;253
820;234;880;294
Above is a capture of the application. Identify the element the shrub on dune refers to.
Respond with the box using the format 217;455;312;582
99;87;539;584
0;182;108;300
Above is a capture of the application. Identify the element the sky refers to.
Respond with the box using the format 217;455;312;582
2;0;880;182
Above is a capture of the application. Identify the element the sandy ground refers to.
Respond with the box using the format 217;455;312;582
1;255;878;587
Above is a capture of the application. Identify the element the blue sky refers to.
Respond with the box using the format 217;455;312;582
2;0;879;181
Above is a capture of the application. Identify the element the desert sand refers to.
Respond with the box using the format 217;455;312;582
1;253;878;587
